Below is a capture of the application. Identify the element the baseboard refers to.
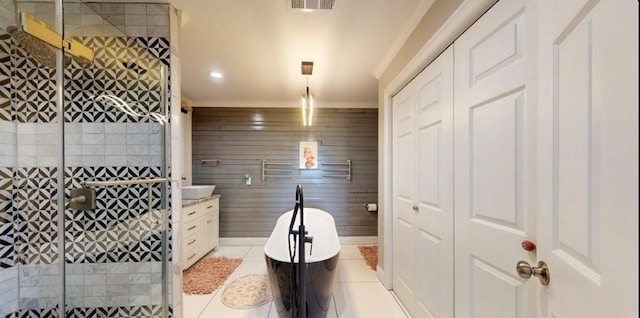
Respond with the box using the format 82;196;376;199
219;236;378;246
219;237;268;246
376;265;389;289
390;290;411;317
338;236;378;245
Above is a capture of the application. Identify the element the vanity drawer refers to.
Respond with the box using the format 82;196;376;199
183;218;203;237
202;199;218;214
182;240;200;267
182;221;205;268
183;230;200;250
182;205;201;223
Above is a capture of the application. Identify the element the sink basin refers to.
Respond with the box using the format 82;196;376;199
182;185;216;200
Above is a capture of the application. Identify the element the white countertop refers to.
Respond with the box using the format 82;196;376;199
181;194;221;207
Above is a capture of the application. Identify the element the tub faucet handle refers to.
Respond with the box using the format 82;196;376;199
306;236;314;255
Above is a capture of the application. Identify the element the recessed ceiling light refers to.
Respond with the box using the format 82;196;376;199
210;72;223;79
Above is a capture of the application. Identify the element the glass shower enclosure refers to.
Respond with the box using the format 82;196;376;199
0;1;173;317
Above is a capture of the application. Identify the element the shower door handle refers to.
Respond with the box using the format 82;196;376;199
69;195;86;203
68;188;96;210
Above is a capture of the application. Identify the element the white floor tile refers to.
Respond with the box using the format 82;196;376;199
338;245;365;260
266;301;287;318
244;246;267;262
333;282;408;318
267;295;338;318
207;246;252;259
336;260;378;283
225;261;269;283
182;293;217;318
198;286;272;318
327;295;339;318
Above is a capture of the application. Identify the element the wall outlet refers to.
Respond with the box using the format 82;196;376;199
245;174;252;185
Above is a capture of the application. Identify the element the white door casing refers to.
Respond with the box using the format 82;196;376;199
453;0;538;317
392;46;454;317
537;0;639;316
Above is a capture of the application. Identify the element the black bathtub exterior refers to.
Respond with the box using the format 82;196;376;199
265;253;340;318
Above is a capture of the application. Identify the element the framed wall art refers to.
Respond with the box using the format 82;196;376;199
299;141;318;169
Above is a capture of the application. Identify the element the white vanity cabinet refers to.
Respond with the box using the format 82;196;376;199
182;196;219;269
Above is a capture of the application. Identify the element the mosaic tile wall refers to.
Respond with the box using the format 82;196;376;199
3;305;171;318
0;27;21;318
63;166;164;264
62;34;171;316
0;2;174;317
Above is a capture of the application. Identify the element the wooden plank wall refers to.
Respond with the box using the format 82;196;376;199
191;107;378;238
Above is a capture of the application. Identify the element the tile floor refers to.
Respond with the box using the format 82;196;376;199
183;245;409;318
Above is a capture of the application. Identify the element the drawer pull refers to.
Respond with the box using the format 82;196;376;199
206;205;213;209
187;239;196;245
187;211;196;216
187;253;196;260
187;225;197;230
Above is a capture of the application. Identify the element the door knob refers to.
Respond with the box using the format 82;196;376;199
516;260;550;286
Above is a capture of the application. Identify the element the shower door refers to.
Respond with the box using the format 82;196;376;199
0;1;172;317
0;1;63;317
61;1;171;317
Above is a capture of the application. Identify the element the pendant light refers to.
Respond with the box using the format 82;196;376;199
301;61;314;126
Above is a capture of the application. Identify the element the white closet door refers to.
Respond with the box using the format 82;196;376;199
536;0;639;316
413;47;454;318
453;0;538;317
393;46;454;318
393;75;418;314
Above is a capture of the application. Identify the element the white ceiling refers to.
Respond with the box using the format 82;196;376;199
163;0;431;108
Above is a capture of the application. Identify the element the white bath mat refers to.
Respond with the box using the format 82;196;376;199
221;274;272;309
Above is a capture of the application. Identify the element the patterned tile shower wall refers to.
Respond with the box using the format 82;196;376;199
62;35;171;316
0;28;21;317
0;2;173;317
63;37;168;122
0;32;11;122
63;166;164;263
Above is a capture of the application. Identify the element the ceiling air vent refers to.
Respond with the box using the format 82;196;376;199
291;0;336;10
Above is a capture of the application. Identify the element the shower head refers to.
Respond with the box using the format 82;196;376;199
5;10;94;68
6;24;56;68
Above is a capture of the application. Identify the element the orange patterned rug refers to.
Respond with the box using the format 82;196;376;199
222;274;273;309
183;256;243;294
358;245;378;271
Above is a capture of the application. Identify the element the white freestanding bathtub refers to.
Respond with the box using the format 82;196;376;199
264;208;341;318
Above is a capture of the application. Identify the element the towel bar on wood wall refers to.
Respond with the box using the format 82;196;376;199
202;159;221;167
321;159;351;180
262;159;294;180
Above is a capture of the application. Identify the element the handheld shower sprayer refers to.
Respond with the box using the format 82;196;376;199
289;184;303;236
287;184;313;318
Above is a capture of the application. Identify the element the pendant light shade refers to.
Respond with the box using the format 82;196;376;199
301;61;314;126
301;86;313;126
